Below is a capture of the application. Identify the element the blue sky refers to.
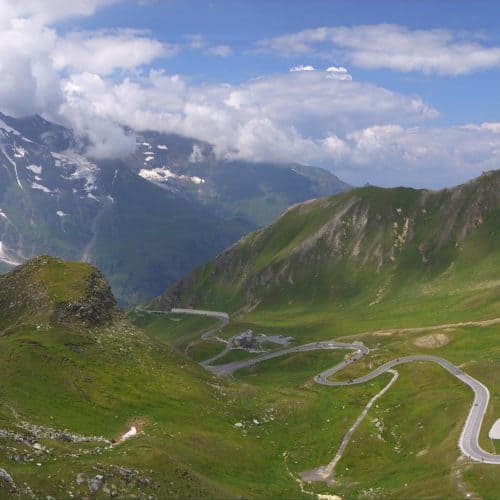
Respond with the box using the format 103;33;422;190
66;0;500;120
1;0;499;187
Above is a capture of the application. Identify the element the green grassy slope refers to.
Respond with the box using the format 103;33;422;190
157;170;500;323
145;170;500;498
0;257;313;498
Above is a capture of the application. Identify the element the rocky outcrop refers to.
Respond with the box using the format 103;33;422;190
0;468;15;490
53;268;117;326
0;255;117;330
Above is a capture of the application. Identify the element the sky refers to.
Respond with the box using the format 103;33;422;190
0;0;499;188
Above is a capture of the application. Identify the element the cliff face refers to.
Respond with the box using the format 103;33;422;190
156;170;500;312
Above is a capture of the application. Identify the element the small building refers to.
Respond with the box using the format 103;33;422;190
233;330;255;348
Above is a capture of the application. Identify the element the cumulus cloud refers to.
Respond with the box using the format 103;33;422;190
61;72;137;158
0;15;62;116
289;65;316;72
0;4;499;188
58;69;437;165
0;0;118;23
326;66;352;81
257;24;500;75
331;123;500;187
53;29;175;75
0;0;172;155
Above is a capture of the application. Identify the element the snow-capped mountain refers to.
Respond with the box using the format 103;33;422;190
0;112;348;304
0;113;104;266
127;131;350;226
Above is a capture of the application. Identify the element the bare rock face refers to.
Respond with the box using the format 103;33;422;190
53;268;117;326
0;468;15;490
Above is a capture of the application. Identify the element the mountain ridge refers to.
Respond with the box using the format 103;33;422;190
156;169;500;314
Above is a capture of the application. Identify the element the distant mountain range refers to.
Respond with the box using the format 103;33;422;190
0;112;348;304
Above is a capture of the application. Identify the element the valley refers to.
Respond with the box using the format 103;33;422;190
136;305;500;496
2;118;500;500
1;241;499;497
135;171;500;498
1;2;499;498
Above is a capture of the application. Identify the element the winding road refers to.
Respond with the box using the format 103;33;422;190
144;307;500;468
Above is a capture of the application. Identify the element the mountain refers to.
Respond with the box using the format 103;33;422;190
147;170;500;499
128;131;349;226
0;112;348;304
0;256;262;498
156;169;500;317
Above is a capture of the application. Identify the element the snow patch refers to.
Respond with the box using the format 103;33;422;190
191;176;204;185
56;210;67;217
144;155;154;162
119;426;138;442
52;151;99;195
0;209;9;221
157;144;168;150
27;164;42;175
0;241;21;266
31;182;54;194
139;167;205;185
13;146;27;158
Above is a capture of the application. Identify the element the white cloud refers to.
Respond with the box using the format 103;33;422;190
257;24;500;76
208;44;232;57
59;69;437;165
53;29;175;75
326;65;352;81
0;16;62;116
289;65;316;72
0;5;498;189
336;123;500;187
63;68;500;188
289;64;353;79
185;34;233;57
0;0;118;23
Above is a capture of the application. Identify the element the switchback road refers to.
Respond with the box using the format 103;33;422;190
145;308;500;467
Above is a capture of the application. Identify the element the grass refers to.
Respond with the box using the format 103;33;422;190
5;171;500;497
113;175;500;496
2;281;500;498
133;286;500;499
130;311;219;349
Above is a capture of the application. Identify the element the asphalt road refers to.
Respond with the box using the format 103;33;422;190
316;355;500;465
150;308;500;465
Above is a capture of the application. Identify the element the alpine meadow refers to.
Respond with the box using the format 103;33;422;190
1;1;500;499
